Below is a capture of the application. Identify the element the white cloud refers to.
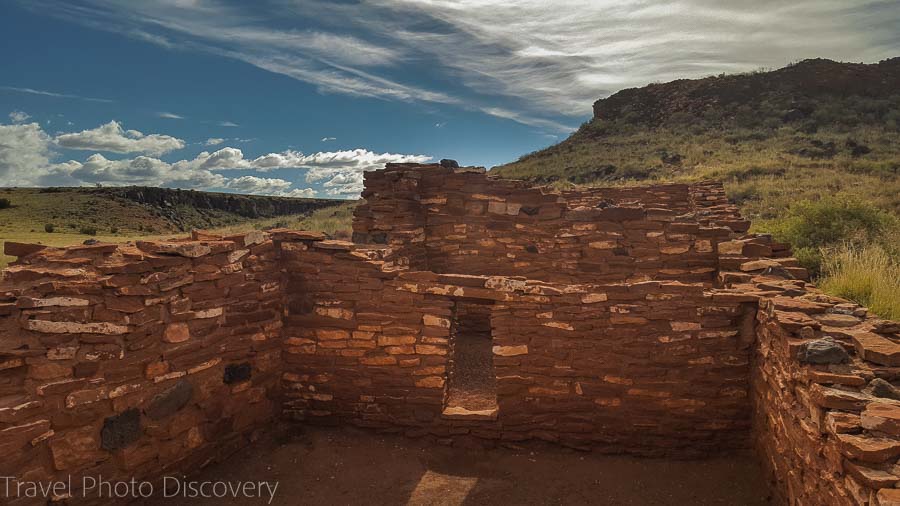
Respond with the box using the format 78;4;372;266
55;120;186;156
0;85;113;103
278;187;317;198
22;0;899;133
224;175;292;194
0;122;55;186
219;121;239;127
205;137;225;146
8;111;30;123
1;120;429;198
321;137;336;142
157;111;184;119
65;153;226;188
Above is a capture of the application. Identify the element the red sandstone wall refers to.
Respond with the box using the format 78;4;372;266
709;234;900;505
750;291;900;506
0;233;282;504
277;231;755;455
354;164;744;285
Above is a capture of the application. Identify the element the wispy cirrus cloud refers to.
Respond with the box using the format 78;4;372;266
157;111;184;119
0;85;114;103
13;0;900;133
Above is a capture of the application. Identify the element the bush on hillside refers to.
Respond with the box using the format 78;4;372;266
79;226;98;236
768;197;894;275
0;198;10;209
44;223;55;233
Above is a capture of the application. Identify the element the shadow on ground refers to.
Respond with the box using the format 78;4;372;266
141;426;771;505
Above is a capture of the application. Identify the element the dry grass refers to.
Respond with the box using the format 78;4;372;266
820;243;900;320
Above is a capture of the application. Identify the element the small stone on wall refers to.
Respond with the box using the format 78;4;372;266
223;362;252;384
145;379;193;420
101;408;141;451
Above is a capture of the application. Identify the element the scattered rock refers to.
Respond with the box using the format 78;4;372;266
868;378;900;401
873;321;900;335
798;338;850;364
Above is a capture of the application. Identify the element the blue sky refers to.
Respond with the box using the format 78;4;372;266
1;0;898;198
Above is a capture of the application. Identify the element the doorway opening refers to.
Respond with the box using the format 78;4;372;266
442;299;498;420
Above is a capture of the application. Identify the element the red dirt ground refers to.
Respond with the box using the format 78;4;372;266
141;426;771;505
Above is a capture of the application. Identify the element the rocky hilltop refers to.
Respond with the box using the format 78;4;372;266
592;58;900;127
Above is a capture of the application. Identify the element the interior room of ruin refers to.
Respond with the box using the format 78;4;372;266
2;162;899;505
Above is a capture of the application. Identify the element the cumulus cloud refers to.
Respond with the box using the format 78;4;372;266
205;137;225;146
224;175;293;194
8;111;30;123
321;137;336;142
1;120;429;198
170;146;431;195
0;122;55;186
55;120;186;156
278;187;317;198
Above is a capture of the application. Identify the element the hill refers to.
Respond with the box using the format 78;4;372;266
494;58;900;318
0;186;347;267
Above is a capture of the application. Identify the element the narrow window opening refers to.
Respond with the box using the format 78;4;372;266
442;299;498;420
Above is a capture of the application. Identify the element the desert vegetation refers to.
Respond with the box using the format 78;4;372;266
495;59;900;318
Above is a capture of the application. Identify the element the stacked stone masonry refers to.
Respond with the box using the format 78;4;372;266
1;163;898;505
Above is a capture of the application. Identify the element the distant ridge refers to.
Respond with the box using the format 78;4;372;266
592;58;900;127
493;58;900;191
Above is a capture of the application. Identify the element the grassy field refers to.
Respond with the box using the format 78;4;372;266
0;200;357;268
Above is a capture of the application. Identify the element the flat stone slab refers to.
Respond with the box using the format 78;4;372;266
852;332;900;366
441;405;499;421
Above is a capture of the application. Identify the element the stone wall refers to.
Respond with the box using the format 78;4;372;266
711;234;900;506
353;164;747;285
276;230;755;455
2;163;899;505
0;232;282;504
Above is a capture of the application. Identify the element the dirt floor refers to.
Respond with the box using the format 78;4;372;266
142;426;772;506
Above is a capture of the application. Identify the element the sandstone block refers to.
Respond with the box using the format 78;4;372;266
163;322;191;343
838;433;900;463
493;345;528;356
25;319;129;335
853;332;900;366
862;403;900;436
50;425;103;470
146;379;194;420
415;345;446;355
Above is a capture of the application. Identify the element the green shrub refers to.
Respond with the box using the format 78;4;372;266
79;226;98;236
44;223;55;233
0;198;10;209
767;197;894;275
110;227;119;234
